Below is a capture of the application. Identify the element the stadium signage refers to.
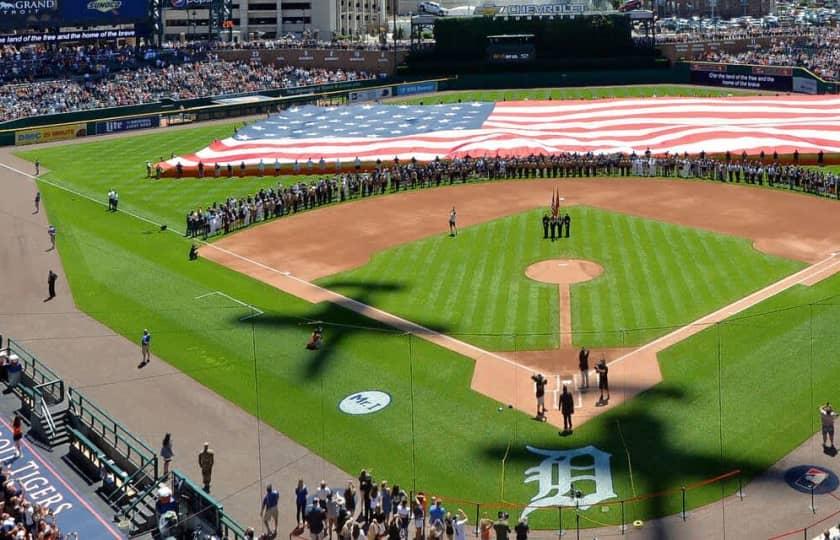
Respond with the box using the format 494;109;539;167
0;0;58;16
338;391;391;415
15;123;86;146
95;116;160;135
394;81;438;96
283;80;364;96
477;1;586;16
86;0;121;11
520;445;617;519
0;28;138;44
507;3;586;15
168;0;211;9
691;69;792;92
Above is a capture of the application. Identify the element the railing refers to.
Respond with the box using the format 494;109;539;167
36;389;56;436
171;470;251;540
106;457;157;509
7;339;64;403
68;388;158;480
419;469;743;537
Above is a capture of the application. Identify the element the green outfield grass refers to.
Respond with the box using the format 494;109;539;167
388;84;761;105
13;94;840;530
319;207;802;350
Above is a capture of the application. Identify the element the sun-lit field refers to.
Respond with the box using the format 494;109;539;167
17;84;840;529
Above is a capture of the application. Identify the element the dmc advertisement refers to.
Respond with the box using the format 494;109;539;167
94;115;160;135
15;123;86;146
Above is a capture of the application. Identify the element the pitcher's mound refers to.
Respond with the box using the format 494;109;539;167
525;259;603;284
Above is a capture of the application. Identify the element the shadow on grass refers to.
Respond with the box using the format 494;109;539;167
479;384;774;538
230;280;452;379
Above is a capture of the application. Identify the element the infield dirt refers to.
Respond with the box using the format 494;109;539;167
201;178;840;428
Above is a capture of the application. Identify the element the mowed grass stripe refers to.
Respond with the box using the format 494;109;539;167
321;207;802;350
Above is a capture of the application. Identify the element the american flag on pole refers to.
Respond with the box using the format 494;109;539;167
160;95;840;175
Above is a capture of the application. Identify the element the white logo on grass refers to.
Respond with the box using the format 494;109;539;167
339;391;391;415
520;445;617;519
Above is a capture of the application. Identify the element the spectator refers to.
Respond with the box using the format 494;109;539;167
261;484;280;536
821;402;838;449
296;479;309;526
307;497;327;540
514;518;529;540
160;433;174;475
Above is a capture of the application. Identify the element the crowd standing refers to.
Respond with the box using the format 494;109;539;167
0;55;373;121
182;151;840;240
704;27;840;81
0;416;66;539
263;474;478;540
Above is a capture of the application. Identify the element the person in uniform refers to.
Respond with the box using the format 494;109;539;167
595;357;609;404
198;442;215;493
578;347;589;389
531;373;547;420
550;216;558;241
47;270;57;300
141;329;151;365
449;207;458;237
189;244;199;261
559;385;574;434
542;214;549;239
563;213;571;238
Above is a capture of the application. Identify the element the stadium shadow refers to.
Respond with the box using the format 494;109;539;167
235;282;453;378
478;384;768;539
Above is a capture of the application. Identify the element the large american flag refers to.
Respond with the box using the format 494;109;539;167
161;95;840;174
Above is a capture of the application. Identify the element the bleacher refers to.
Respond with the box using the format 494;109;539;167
0;335;249;539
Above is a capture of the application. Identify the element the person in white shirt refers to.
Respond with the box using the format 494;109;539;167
316;480;332;507
453;509;468;540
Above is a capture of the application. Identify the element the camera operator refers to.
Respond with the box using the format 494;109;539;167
531;373;547;420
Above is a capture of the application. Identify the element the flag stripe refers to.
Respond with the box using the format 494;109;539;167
162;96;840;172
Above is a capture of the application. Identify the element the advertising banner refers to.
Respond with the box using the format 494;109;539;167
15;123;86;146
0;0;149;30
394;81;438;96
792;76;818;95
348;87;393;103
165;0;210;9
94;115;159;134
61;0;149;26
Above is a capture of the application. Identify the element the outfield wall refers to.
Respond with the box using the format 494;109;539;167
0;79;448;148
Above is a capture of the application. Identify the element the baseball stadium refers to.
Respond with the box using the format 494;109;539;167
2;1;840;539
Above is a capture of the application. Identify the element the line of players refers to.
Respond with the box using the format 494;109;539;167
541;213;571;240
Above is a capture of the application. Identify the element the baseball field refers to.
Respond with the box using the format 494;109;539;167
15;85;840;529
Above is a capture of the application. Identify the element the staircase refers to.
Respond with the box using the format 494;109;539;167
39;405;70;447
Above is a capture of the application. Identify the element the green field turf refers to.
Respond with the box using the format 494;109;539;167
14;91;840;529
388;84;760;105
34;175;840;529
319;207;802;350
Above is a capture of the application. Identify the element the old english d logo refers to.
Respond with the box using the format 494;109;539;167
521;445;617;519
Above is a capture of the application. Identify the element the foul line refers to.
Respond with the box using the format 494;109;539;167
0;161;184;235
195;290;264;321
606;253;840;370
0;160;538;374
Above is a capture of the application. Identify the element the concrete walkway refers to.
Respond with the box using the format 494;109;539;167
0;151;352;535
